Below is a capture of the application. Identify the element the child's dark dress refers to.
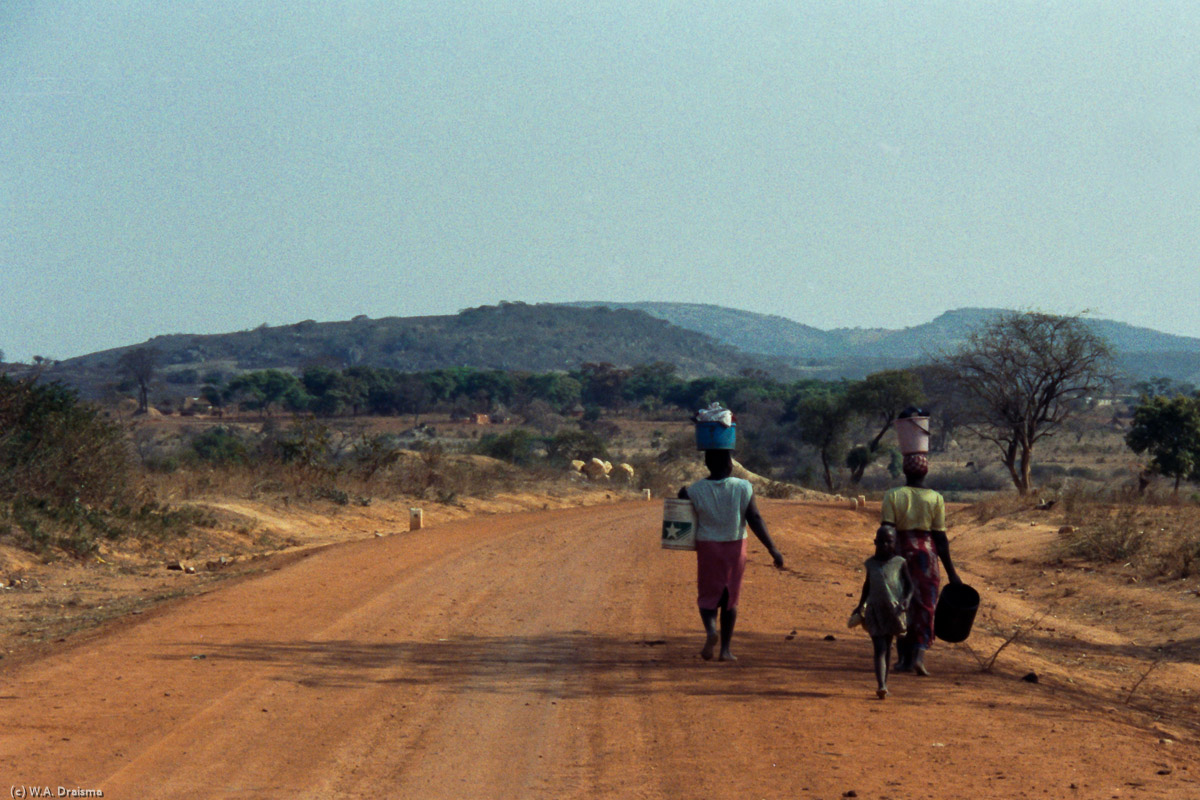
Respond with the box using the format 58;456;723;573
863;555;908;637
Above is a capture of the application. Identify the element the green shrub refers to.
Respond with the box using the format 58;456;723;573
1031;463;1068;480
190;426;249;465
265;419;333;469
926;467;1010;494
1153;531;1200;579
1066;465;1103;480
474;429;541;465
165;368;200;385
0;376;201;556
314;485;350;505
887;448;903;478
0;376;136;508
544;429;607;466
145;455;181;474
352;433;402;478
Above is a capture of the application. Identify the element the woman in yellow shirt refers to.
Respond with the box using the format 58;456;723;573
881;453;961;676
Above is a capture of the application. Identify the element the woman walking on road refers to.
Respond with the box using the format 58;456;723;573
881;453;961;676
679;448;784;661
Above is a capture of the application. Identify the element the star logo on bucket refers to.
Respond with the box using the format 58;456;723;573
662;521;692;540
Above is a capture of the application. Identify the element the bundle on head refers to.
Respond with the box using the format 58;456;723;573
902;453;928;479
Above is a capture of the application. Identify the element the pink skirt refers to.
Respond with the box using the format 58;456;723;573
695;538;748;609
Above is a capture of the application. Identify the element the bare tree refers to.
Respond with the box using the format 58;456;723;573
938;312;1113;494
117;347;160;414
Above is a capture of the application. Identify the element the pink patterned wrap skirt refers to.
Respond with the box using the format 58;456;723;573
695;538;748;610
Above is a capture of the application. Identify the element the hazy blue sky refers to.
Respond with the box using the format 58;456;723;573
3;2;1200;361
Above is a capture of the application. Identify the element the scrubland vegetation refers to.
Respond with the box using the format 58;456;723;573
0;375;207;557
3;311;1199;577
1057;490;1200;580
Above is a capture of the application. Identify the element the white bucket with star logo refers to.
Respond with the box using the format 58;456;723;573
661;498;697;551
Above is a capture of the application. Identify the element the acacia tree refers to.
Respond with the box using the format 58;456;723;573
226;369;307;416
579;362;630;409
792;389;851;491
116;347;160;414
938;312;1113;495
843;369;926;483
1125;393;1200;492
392;373;432;425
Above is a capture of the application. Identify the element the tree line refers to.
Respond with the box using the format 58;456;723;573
185;361;822;422
9;310;1198;564
113;311;1200;496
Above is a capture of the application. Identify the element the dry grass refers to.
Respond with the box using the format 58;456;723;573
1057;504;1150;563
956;493;1040;524
148;448;544;508
760;480;799;499
1056;497;1200;579
627;454;683;500
962;607;1052;673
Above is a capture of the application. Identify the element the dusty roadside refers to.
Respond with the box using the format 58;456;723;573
0;484;629;667
942;501;1200;741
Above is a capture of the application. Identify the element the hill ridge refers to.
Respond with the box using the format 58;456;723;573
565;301;1200;360
13;302;1200;396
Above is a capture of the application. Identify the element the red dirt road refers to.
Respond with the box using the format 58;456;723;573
3;501;1197;799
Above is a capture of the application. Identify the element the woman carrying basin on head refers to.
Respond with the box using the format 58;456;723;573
883;409;962;676
678;405;784;661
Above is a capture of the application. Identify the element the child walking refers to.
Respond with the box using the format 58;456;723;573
850;524;914;699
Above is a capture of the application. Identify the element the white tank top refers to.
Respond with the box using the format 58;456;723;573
686;477;753;542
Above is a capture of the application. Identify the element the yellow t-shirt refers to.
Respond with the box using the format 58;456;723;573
881;486;946;532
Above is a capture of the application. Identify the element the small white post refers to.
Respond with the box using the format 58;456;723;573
409;508;423;531
643;488;652;500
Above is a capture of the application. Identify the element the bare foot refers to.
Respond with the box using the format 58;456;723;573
701;632;718;660
876;688;888;700
719;650;737;662
913;662;931;677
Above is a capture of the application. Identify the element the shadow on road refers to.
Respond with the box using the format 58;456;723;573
1019;631;1200;664
160;631;866;698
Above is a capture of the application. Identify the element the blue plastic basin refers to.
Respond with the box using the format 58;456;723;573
695;422;736;450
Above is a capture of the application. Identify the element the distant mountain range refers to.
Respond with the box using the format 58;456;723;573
564;302;1200;385
12;302;1200;399
564;302;1200;361
25;303;790;399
